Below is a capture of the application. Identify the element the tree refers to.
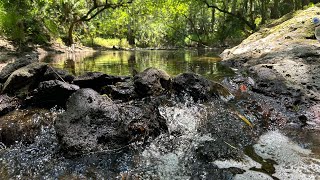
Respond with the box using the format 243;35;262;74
199;0;256;31
67;0;133;46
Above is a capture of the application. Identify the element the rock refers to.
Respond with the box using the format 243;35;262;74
0;53;38;83
220;6;320;105
196;103;257;161
102;81;137;101
42;67;75;83
1;63;48;97
27;80;79;107
54;88;167;155
73;72;130;92
0;94;20;116
172;73;234;101
133;67;171;97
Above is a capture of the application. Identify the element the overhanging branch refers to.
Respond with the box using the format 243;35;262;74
200;0;256;30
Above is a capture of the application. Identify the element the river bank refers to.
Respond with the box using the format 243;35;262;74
0;5;320;179
221;5;320;124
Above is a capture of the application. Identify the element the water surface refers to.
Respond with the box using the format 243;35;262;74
45;50;234;81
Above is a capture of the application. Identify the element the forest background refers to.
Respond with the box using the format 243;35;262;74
0;0;318;50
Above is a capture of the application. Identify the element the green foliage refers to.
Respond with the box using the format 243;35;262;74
0;0;314;48
0;11;25;43
82;37;130;48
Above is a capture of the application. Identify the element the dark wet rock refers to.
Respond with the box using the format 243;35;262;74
55;88;167;155
172;72;234;101
42;67;75;83
27;80;79;107
189;163;235;180
298;115;308;126
196;106;256;161
1;63;48;97
102;81;137;101
172;73;212;101
134;67;171;97
73;72;130;92
0;109;53;146
0;53;38;83
0;94;20;116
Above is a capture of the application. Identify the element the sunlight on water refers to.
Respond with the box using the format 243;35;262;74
45;50;234;81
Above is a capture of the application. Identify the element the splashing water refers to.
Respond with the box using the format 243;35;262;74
1;97;320;179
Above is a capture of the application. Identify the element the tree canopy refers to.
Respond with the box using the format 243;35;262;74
0;0;318;48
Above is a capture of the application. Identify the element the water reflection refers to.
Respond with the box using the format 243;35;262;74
45;50;234;81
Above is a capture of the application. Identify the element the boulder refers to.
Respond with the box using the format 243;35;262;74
0;53;38;83
27;80;79;107
134;67;171;97
42;67;75;83
54;88;167;155
0;94;20;116
172;73;234;101
73;72;130;92
102;81;137;101
1;63;48;97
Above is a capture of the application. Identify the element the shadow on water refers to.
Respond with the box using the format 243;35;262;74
44;49;235;81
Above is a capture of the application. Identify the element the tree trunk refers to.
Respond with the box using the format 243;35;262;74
211;6;215;31
260;0;267;25
68;22;77;46
270;0;280;19
294;0;302;10
127;24;135;45
249;0;254;26
302;0;310;6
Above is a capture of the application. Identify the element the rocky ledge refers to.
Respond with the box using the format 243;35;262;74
221;5;320;123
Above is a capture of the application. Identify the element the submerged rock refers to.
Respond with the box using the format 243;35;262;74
54;88;167;155
0;94;20;116
0;109;54;146
28;80;79;107
134;67;171;97
1;63;48;97
73;72;130;92
0;53;38;83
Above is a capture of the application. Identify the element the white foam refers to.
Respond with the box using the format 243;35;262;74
254;130;320;180
214;130;320;179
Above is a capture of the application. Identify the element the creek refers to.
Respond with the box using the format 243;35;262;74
0;50;319;179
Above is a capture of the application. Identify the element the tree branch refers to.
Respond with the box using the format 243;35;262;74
67;0;133;45
200;0;256;30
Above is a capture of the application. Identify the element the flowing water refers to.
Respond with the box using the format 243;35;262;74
1;50;320;179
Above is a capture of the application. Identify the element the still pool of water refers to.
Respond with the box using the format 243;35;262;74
44;49;234;81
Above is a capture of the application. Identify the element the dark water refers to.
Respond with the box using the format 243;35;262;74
45;50;234;81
